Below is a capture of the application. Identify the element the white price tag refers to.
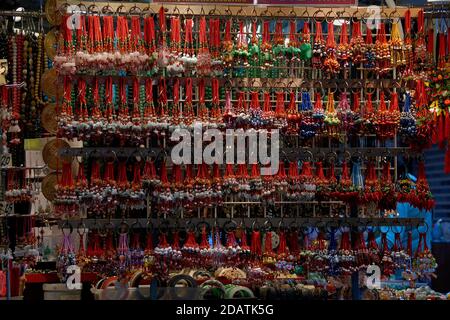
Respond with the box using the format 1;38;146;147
0;154;11;167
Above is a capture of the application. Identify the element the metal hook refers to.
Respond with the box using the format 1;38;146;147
313;9;324;22
325;9;336;24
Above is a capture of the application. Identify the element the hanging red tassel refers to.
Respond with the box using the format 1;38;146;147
264;231;274;257
145;231;154;254
183;231;198;250
117;161;129;190
250;230;262;255
226;231;238;248
277;230;288;258
199;226;210;250
289;229;299;257
379;161;397;210
104;232;115;258
87;230;102;258
172;230;181;251
158;233;170;249
240;227;250;252
427;28;435;65
412;161;435;211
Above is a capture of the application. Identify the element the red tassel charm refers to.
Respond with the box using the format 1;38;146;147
368;229;380;265
157;233;170;249
89;160;102;188
222;19;234;68
117;161;129;190
275;162;288;193
338;231;356;275
312;21;325;69
239;226;250;253
157;160;172;213
142;159;160;188
337;20;350;67
145;231;154;255
236;164;250;199
350;20;364;63
223;163;238;194
183;230;199;252
412;161;435;211
315;161;328;198
379;161;397;211
375;22;391;74
210;78;222;123
103;161;116;188
262;91;275;122
413;233;437;279
196;16;212;76
75;162;87;191
199;226;210;251
249;164;263;201
354;231;369;269
277;230;289;259
287;161;300;200
337;161;357;203
212;163;223;205
263;230;275;263
172;231;181;251
87;230;102;258
325;162;338;200
362;161;382;204
226;230;238;250
299;162;315;201
250;229;262;256
415;10;427;63
380;232;395;276
54;162;77;217
274;91;287;128
286;90;300;134
289;229;300;258
323;21;339;74
182;164;195;212
363;27;376;69
104;231;115;259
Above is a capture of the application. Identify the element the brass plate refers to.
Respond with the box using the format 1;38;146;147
41;103;58;134
41;68;63;98
42;138;71;170
44;28;61;60
45;0;62;26
42;172;58;201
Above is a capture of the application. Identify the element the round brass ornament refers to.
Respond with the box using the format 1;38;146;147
41;68;63;98
42;172;58;201
41;103;58;134
44;28;61;60
42;138;71;170
45;0;63;26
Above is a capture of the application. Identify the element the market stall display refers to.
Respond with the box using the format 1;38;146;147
0;0;449;301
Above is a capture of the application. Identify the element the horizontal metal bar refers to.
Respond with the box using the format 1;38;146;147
0;11;46;17
59;146;418;160
52;217;425;229
56;1;423;18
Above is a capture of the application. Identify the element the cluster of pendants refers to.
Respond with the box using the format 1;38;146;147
56;76;433;149
54;8;434;79
53;158;435;218
56;222;437;283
